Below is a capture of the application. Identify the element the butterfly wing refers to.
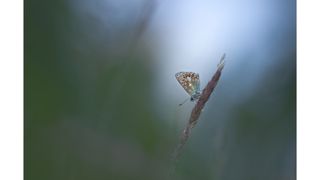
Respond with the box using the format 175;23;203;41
175;72;200;96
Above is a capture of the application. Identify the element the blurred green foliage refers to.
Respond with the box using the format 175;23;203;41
25;1;173;179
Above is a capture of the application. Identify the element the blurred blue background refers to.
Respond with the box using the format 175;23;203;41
25;0;296;179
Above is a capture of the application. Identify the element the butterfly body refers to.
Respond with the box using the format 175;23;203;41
175;72;202;102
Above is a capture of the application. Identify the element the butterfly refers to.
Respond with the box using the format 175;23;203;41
175;72;202;105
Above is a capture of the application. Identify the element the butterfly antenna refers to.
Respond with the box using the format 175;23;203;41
179;98;189;106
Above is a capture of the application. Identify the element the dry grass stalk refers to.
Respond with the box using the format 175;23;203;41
172;54;226;162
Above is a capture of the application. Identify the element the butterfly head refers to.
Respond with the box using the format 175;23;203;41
190;91;201;101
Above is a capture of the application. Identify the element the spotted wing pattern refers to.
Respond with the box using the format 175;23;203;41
175;72;200;96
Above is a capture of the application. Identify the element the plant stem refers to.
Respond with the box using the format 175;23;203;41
172;53;226;163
